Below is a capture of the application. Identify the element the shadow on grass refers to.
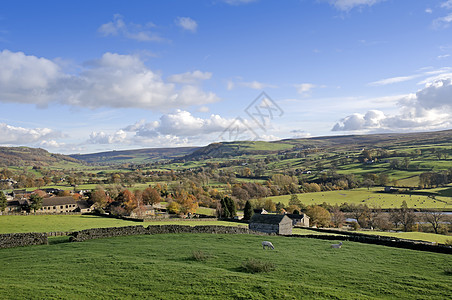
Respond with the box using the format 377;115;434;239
48;236;70;245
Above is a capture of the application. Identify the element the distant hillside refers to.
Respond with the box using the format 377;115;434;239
182;129;452;160
0;147;81;168
70;147;199;164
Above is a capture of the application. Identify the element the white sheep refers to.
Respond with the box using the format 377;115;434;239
262;241;275;250
331;242;343;248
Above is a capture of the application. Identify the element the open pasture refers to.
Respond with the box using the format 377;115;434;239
268;188;452;210
0;234;451;299
0;215;243;234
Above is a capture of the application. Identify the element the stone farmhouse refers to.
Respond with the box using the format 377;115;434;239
5;196;94;214
285;213;310;227
249;214;293;235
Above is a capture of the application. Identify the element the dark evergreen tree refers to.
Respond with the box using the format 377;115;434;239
243;200;253;221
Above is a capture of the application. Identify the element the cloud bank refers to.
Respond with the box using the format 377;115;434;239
333;78;452;132
0;50;219;110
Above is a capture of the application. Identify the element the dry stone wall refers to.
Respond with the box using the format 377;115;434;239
69;225;261;242
0;233;48;249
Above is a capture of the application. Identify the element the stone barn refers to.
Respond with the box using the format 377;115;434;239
249;214;293;235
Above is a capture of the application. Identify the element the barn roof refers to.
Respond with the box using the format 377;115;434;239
42;196;77;206
286;213;309;219
250;214;290;225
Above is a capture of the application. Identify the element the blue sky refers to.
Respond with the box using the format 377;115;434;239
1;0;452;154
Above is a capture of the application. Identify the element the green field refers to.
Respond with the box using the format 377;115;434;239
268;188;452;210
0;215;243;234
1;234;451;299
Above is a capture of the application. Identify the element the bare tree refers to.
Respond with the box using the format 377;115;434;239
424;210;445;234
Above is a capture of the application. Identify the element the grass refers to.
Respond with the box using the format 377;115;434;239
0;215;141;233
0;234;451;299
356;230;452;244
268;187;452;209
0;215;244;234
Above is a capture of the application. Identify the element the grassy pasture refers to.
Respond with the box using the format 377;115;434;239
356;231;452;244
0;215;243;234
268;188;452;210
0;234;451;299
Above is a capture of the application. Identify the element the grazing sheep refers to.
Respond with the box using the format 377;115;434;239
331;242;343;249
262;241;275;250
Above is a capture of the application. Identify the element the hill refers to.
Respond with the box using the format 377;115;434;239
70;147;199;164
183;129;452;161
0;146;82;168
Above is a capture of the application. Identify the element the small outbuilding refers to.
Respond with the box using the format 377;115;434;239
249;214;293;235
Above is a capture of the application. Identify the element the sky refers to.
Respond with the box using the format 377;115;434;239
1;0;452;154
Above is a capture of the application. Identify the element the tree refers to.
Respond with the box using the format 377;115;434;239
167;201;181;214
306;205;331;227
90;187;109;209
362;179;374;190
289;194;302;207
220;196;236;218
142;187;161;205
0;191;7;212
424;210;445;234
243;200;253;221
399;200;416;232
330;205;345;228
29;194;43;213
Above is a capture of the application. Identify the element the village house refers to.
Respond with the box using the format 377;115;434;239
285;213;310;227
249;214;293;235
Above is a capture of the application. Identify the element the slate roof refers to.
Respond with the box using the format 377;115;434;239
250;214;290;225
42;196;77;206
286;213;309;219
76;200;93;210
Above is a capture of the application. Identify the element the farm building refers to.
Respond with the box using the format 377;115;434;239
286;213;310;227
249;214;293;235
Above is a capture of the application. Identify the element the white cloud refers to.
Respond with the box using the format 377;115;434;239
228;79;277;90
438;54;450;59
98;14;162;42
0;123;62;145
125;110;246;138
332;79;452;132
88;130;127;144
426;8;433;14
0;49;61;106
368;75;419;86
434;13;452;28
327;0;385;11
0;50;220;110
167;70;212;84
294;83;316;95
175;17;198;33
441;0;452;9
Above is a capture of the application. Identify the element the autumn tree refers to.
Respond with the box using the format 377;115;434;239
306;205;331;227
0;191;7;212
174;190;198;214
90;187;109;209
167;201;181;214
142;187;161;205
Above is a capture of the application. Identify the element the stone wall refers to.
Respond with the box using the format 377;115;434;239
69;225;260;242
291;234;452;254
0;232;48;249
